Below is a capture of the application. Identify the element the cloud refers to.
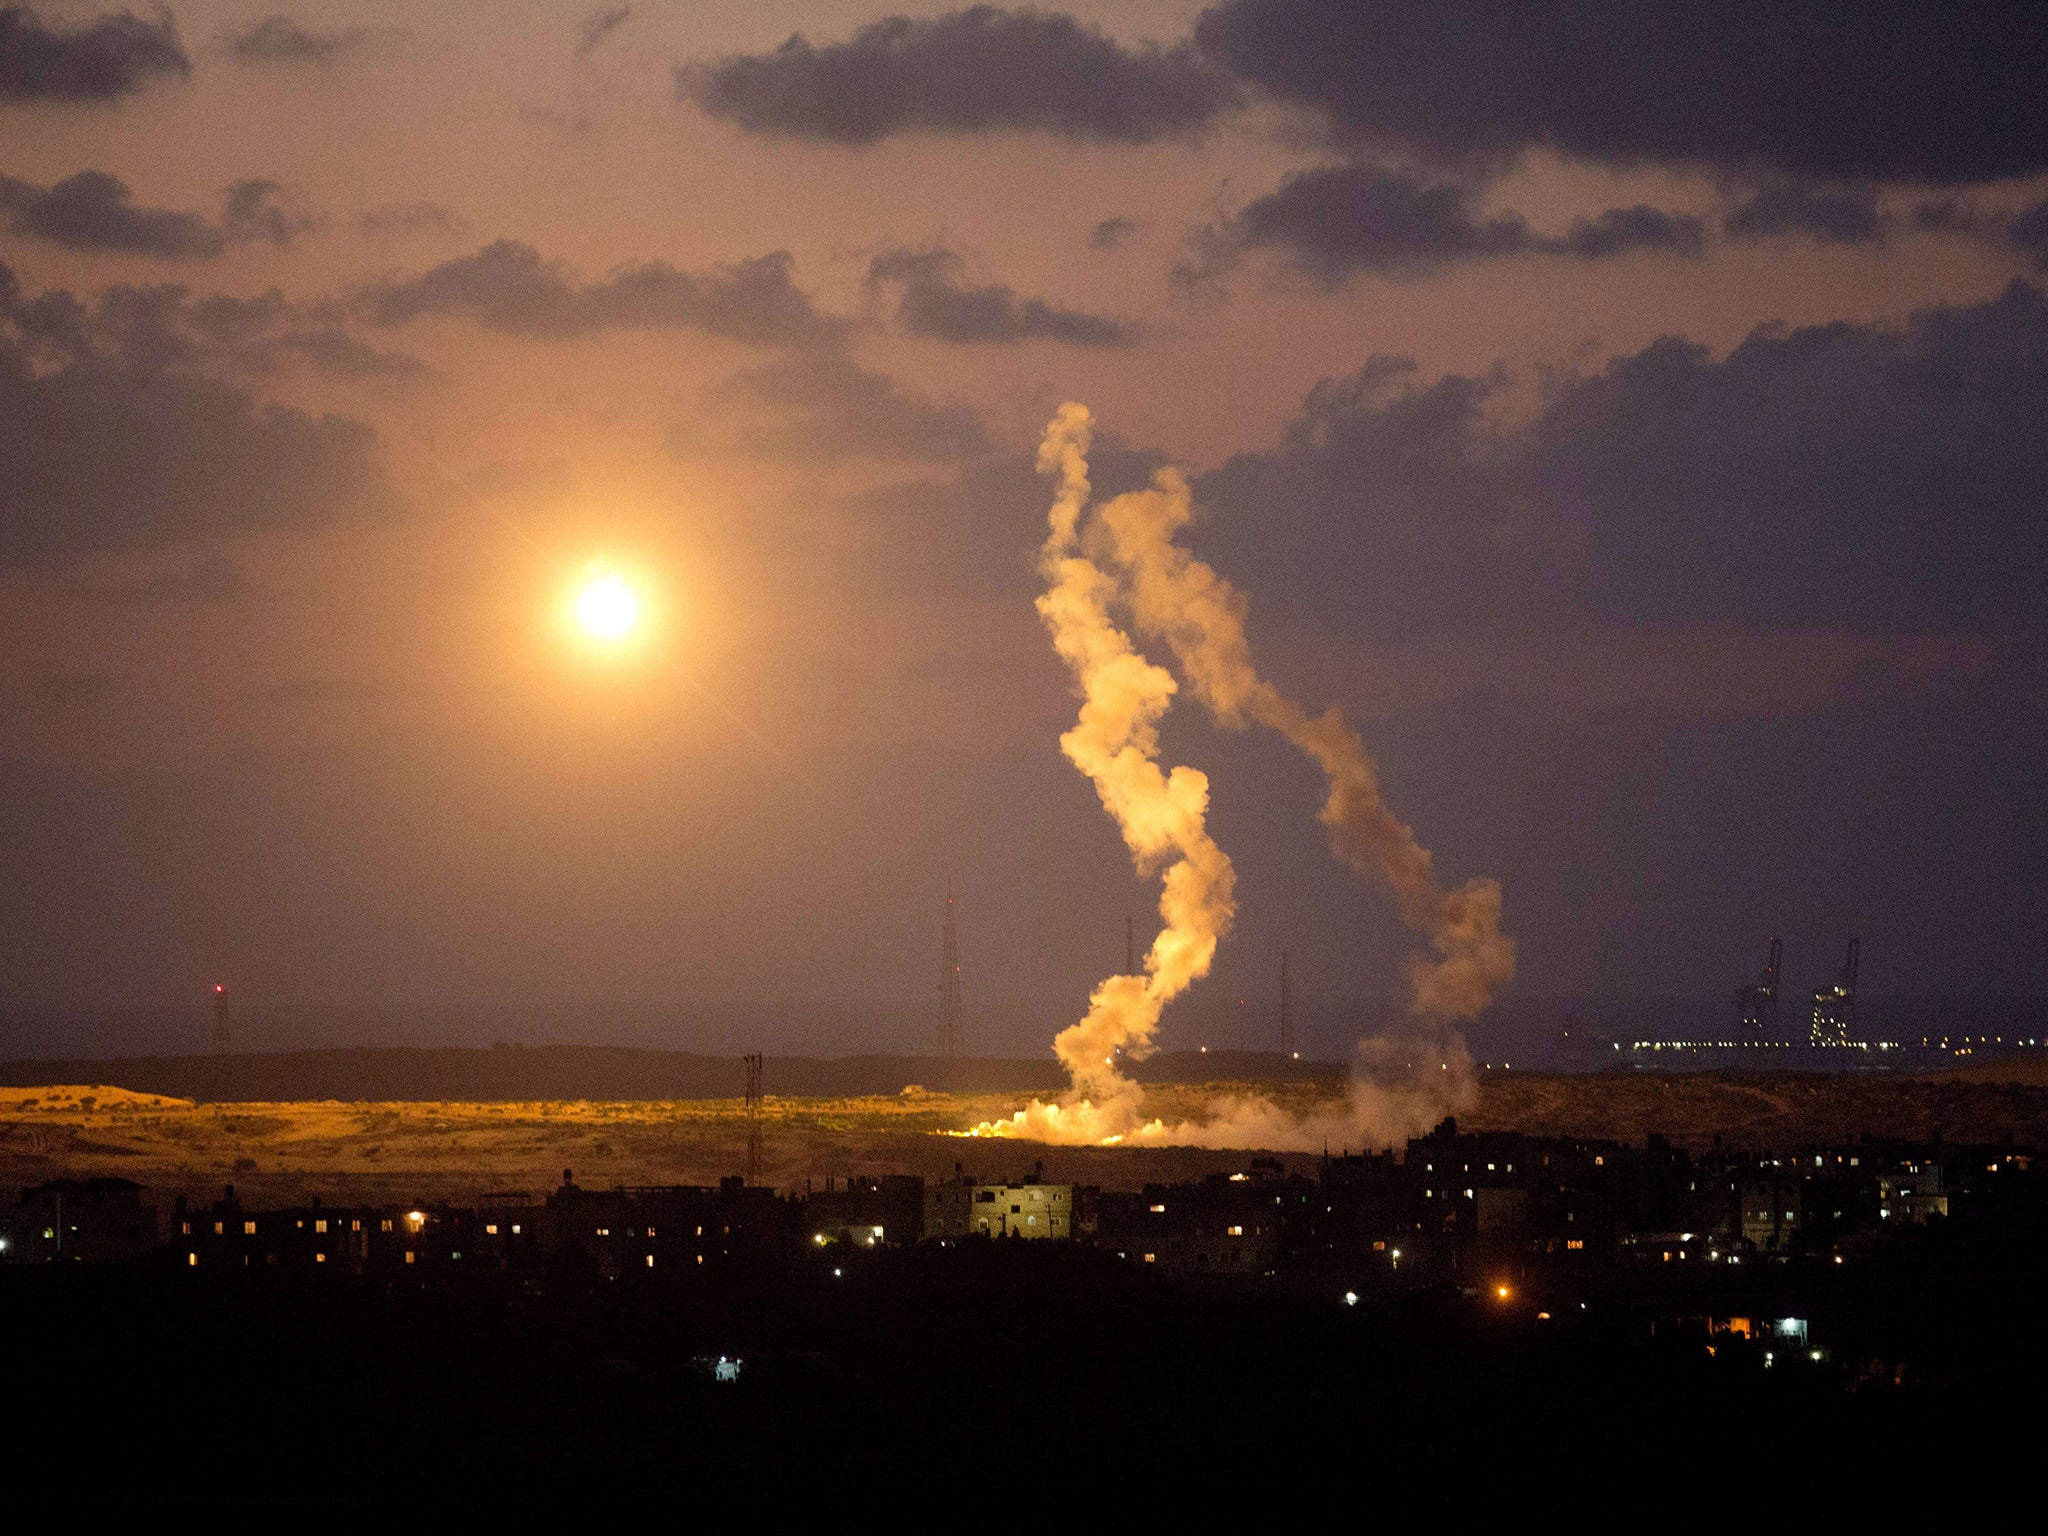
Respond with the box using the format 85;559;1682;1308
1194;0;2048;185
574;5;630;59
699;350;988;463
0;169;220;257
1725;179;1883;245
1190;162;1702;284
1192;281;2048;638
681;6;1239;144
1089;216;1138;251
0;4;187;101
1559;205;1707;260
0;170;321;258
0;262;421;380
225;15;373;66
358;238;844;346
2013;199;2048;269
219;178;319;248
0;261;398;565
866;246;1136;345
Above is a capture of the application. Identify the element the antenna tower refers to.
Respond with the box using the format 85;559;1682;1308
742;1053;763;1184
1278;951;1294;1057
210;984;229;1054
936;885;963;1058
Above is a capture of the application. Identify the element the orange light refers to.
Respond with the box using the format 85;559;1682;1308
1494;1284;1512;1301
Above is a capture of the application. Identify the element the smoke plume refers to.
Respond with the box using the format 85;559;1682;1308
971;403;1238;1144
1091;464;1515;1020
973;405;1507;1150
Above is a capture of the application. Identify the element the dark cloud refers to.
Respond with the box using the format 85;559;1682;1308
275;328;426;380
359;201;462;238
681;6;1239;144
219;178;318;248
866;246;1136;345
0;264;418;380
359;239;843;347
0;171;321;258
0;4;187;101
1194;281;2048;639
1560;205;1707;260
1089;216;1137;251
0;169;221;258
699;351;988;463
1725;179;1883;245
1195;0;2048;185
2013;199;2048;269
0;262;397;565
574;6;630;59
1194;163;1702;283
225;15;372;66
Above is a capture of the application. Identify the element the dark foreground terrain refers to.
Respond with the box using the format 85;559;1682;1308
13;1231;2044;1511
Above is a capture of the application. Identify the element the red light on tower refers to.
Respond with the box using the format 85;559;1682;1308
210;983;230;1053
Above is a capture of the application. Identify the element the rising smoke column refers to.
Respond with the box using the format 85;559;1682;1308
1089;464;1515;1022
973;403;1237;1145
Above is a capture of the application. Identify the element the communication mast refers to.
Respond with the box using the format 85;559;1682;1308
742;1053;763;1184
210;984;229;1054
936;885;963;1058
1279;951;1295;1057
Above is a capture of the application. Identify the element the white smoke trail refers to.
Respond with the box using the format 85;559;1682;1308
1091;466;1515;1022
968;404;1237;1145
974;406;1507;1152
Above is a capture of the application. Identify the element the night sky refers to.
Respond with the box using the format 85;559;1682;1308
3;2;2044;1058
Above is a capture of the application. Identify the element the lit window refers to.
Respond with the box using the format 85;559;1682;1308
1149;1204;1165;1213
486;1224;498;1235
1227;1225;1243;1236
213;1222;224;1235
381;1220;393;1232
351;1220;361;1232
404;1251;415;1264
315;1220;328;1234
647;1226;656;1237
646;1255;654;1267
1143;1253;1156;1263
180;1220;191;1235
243;1221;257;1235
1566;1239;1584;1251
315;1253;326;1264
512;1225;521;1234
187;1252;197;1266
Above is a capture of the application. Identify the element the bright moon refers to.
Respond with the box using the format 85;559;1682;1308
574;570;640;643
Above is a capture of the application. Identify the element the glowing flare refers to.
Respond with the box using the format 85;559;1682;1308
574;570;640;642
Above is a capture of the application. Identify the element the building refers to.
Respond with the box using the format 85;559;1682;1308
0;1178;156;1263
1096;1168;1297;1276
804;1174;925;1248
967;1180;1071;1239
1877;1161;1947;1223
